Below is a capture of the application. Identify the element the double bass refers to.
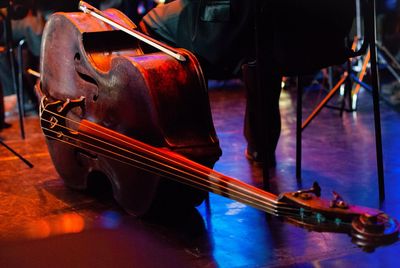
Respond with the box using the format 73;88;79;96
39;3;221;215
38;2;399;250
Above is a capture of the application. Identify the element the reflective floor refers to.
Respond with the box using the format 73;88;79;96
0;82;399;267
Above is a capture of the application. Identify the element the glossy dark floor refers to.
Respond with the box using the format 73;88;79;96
1;82;400;267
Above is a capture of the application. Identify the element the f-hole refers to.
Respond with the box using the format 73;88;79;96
74;52;99;101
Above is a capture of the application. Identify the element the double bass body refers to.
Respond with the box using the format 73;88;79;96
40;9;221;215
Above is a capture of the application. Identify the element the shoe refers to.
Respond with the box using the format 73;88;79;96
0;121;12;131
245;146;276;168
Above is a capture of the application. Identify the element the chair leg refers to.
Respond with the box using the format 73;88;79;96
296;77;303;181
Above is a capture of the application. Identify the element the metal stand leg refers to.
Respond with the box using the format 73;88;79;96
367;0;385;201
296;77;303;180
296;71;353;180
302;73;349;130
17;39;26;139
341;62;354;116
0;138;33;168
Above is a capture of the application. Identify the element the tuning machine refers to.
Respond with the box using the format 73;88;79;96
292;181;321;200
329;191;348;209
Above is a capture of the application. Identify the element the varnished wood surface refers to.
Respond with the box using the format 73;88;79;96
0;83;400;267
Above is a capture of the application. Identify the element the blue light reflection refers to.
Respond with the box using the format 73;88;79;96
197;194;274;268
100;210;122;229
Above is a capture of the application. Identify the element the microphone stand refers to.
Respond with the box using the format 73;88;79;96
0;1;33;168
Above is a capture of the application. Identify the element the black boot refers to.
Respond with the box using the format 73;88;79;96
242;61;281;167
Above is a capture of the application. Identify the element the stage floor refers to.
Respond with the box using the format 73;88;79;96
0;82;399;267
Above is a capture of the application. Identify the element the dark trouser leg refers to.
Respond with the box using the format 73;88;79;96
0;52;14;96
0;83;4;128
243;61;282;167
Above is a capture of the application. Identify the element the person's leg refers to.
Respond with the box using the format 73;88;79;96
0;83;4;129
243;61;282;166
139;0;187;46
0;49;16;123
0;82;12;129
141;0;283;164
139;1;218;78
0;49;17;117
0;12;39;98
0;51;14;96
243;1;282;167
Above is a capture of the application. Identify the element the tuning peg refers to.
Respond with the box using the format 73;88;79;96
311;182;321;197
293;181;322;198
329;191;348;209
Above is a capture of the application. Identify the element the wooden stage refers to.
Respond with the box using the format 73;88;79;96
0;82;399;267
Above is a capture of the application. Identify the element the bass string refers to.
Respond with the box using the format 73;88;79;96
42;108;336;220
46;111;280;206
41;130;294;217
40;108;286;209
41;124;352;227
40;109;315;215
40;108;325;216
42;129;352;229
41;125;286;215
